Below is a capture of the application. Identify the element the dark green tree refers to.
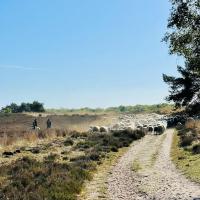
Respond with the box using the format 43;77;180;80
30;101;45;112
163;0;200;112
0;101;45;113
119;105;126;112
19;102;31;112
9;103;20;113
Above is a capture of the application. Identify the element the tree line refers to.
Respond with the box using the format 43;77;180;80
47;103;174;115
163;0;200;115
0;101;45;113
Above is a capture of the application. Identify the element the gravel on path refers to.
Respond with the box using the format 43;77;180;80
107;129;200;200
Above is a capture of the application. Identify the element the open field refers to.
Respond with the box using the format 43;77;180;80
0;113;116;147
0;113;145;200
1;113;200;200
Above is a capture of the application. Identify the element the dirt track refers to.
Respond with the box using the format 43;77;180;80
107;129;200;200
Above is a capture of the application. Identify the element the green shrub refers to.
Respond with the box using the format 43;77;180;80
62;156;68;161
70;131;82;138
76;140;96;149
89;152;100;161
64;138;74;146
0;157;91;200
180;135;194;147
45;153;59;162
111;146;118;152
70;131;89;138
192;143;200;154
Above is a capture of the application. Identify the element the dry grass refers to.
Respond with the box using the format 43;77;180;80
171;131;200;183
0;129;68;152
0;113;118;172
185;119;200;131
0;129;145;200
171;120;200;183
0;113;117;151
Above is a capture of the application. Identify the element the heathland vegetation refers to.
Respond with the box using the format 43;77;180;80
171;119;200;183
0;128;145;200
47;103;175;115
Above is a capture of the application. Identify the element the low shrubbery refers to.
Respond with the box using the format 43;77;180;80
75;129;145;158
47;103;174;115
180;134;195;147
0;129;145;200
192;143;200;154
171;119;200;182
177;120;199;151
178;128;200;153
171;131;200;183
64;138;74;146
0;156;91;200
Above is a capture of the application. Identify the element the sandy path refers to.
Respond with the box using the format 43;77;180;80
107;129;200;200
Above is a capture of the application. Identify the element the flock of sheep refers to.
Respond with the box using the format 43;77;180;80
89;114;166;134
89;113;188;135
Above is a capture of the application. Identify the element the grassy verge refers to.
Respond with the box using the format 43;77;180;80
171;130;200;183
0;129;145;200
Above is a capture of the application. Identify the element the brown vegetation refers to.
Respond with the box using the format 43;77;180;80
0;113;115;147
0;128;145;200
171;119;200;183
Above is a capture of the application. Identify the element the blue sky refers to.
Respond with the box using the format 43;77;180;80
0;0;182;108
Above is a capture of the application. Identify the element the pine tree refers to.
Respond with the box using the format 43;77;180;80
163;0;200;113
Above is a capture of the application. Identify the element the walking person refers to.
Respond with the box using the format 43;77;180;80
47;118;52;129
32;118;37;129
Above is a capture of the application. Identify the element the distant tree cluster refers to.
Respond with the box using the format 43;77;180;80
106;104;174;114
0;101;45;113
47;104;174;115
163;0;200;114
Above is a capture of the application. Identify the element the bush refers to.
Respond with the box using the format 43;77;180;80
45;154;59;162
89;152;100;161
64;138;74;146
113;129;145;140
111;146;118;152
192;143;200;154
70;131;89;138
180;135;194;147
0;157;91;200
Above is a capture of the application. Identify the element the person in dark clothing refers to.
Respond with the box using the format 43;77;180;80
32;119;37;129
47;119;52;129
